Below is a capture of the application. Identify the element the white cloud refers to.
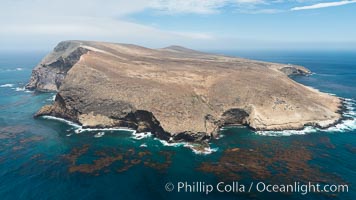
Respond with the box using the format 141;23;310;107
1;0;149;17
291;0;356;11
2;15;214;41
150;0;227;14
0;16;216;50
0;0;269;50
1;0;355;51
149;0;266;14
0;0;219;50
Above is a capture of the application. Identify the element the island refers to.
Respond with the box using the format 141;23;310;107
26;40;342;143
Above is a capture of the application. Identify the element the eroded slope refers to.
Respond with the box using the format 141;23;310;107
28;40;342;142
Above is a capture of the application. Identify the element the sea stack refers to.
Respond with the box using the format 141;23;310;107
27;40;342;142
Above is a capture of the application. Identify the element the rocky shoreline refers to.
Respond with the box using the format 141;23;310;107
28;40;343;144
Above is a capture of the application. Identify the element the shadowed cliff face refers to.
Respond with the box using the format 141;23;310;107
26;41;89;91
28;40;341;142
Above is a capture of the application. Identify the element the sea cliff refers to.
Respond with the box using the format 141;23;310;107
27;40;342;143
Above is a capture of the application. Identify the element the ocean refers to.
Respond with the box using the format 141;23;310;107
0;50;355;200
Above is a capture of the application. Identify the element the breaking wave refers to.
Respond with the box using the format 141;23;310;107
155;138;186;147
41;116;81;128
42;115;217;155
0;83;14;88
131;131;152;140
0;67;24;72
44;99;356;152
94;132;105;138
46;94;56;102
156;138;218;155
0;83;32;93
14;86;31;93
183;143;219;155
41;115;135;133
15;87;26;92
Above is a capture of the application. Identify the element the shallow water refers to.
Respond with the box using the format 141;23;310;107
0;50;355;199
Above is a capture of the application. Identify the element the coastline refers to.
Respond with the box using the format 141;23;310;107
2;48;355;200
26;41;353;147
36;97;356;153
256;97;356;136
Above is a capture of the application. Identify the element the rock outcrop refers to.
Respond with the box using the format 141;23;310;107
28;40;342;143
279;65;311;76
26;41;89;91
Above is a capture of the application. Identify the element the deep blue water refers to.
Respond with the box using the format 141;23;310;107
0;50;355;200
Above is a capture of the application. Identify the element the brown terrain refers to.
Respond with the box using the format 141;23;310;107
26;40;342;143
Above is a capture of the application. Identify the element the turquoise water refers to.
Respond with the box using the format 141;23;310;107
0;50;355;200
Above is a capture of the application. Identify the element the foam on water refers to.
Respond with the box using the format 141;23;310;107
183;143;219;155
46;94;56;102
94;132;105;138
0;68;24;72
13;87;32;93
256;98;356;136
0;83;32;93
41;115;137;137
15;87;25;91
69;124;135;134
42;116;200;155
40;97;355;153
0;84;14;88
155;138;186;147
78;127;135;133
42;116;82;128
131;132;152;140
215;134;225;140
155;138;218;155
323;98;356;132
256;126;318;136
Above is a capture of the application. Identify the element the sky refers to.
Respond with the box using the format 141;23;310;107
1;0;356;51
